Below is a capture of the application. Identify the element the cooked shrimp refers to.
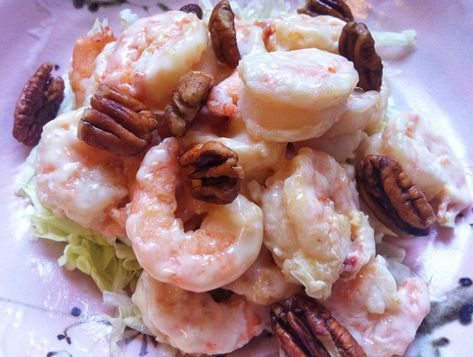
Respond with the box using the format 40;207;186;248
191;20;266;85
262;148;375;299
94;11;207;109
35;109;137;239
132;272;269;355
181;71;285;180
126;138;264;292
324;256;430;357
225;246;301;305
70;21;116;107
264;14;345;53
236;21;267;56
324;78;391;138
238;48;358;142
364;112;472;226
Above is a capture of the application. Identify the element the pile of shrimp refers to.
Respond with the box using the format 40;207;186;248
31;2;472;356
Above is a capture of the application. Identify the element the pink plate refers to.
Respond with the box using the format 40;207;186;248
1;1;473;356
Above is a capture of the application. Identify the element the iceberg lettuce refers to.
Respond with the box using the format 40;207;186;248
16;149;141;293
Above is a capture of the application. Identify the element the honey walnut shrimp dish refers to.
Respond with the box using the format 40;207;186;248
12;0;472;356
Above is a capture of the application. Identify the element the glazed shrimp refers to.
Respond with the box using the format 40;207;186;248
191;20;267;85
35;109;138;239
92;11;207;109
181;71;285;180
238;48;358;142
295;79;390;161
264;14;345;53
364;112;472;226
126;138;264;292
70;21;115;107
262;148;375;299
132;272;268;355
324;256;430;357
225;246;301;305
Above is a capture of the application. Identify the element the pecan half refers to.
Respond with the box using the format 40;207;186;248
339;22;383;91
78;83;159;156
271;295;366;357
180;3;203;19
209;0;241;69
298;0;354;22
356;155;436;236
179;141;243;204
13;63;64;146
165;71;214;137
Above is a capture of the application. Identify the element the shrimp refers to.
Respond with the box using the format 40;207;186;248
92;11;208;109
191;20;267;84
324;256;430;357
35;109;138;239
132;272;269;355
364;112;472;226
70;21;116;107
262;148;375;299
225;246;301;305
238;48;358;142
181;71;285;180
324;78;391;138
295;79;390;161
264;14;345;53
126;138;264;292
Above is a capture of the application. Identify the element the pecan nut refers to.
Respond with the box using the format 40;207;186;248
179;141;243;204
209;0;241;69
271;294;366;357
339;22;383;91
180;3;203;19
165;71;214;137
356;155;436;236
298;0;354;22
13;63;64;146
78;83;159;156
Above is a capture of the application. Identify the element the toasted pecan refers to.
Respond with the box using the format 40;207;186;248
355;155;436;236
13;63;64;146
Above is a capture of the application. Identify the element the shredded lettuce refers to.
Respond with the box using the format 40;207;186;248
102;292;148;356
373;29;416;47
16;149;141;293
120;9;139;29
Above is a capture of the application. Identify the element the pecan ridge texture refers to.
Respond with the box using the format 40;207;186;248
339;22;383;91
298;0;354;22
179;141;243;204
78;83;159;156
271;294;367;357
356;155;436;236
13;63;64;146
209;0;241;69
165;71;214;137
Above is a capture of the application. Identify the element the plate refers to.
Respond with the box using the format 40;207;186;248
0;1;472;356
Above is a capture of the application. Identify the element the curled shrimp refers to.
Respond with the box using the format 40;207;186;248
364;112;472;226
90;11;208;109
262;148;375;299
295;79;390;161
225;246;301;305
181;71;285;180
264;14;345;53
35;109;138;239
238;48;358;142
132;272;269;355
324;256;430;357
191;19;267;84
70;21;116;107
126;138;264;292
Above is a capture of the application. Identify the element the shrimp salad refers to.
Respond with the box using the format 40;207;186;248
13;0;472;356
